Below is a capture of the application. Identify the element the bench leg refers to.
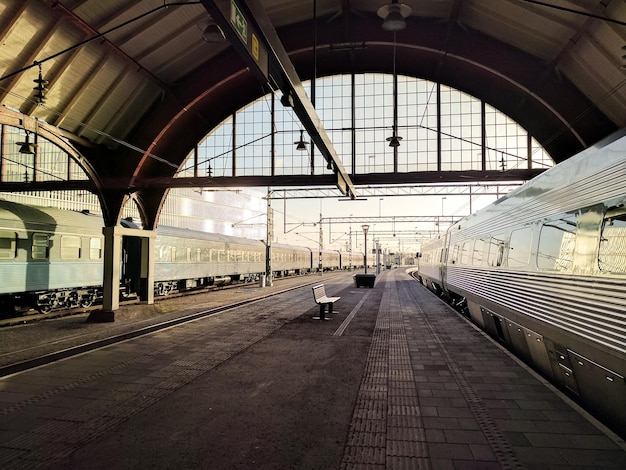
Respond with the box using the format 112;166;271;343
328;303;334;315
319;304;326;320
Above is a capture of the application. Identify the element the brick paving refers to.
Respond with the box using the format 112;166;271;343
0;269;624;469
341;270;625;469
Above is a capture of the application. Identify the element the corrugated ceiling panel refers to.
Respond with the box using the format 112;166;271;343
133;24;204;73
266;0;335;27
103;80;161;149
85;69;163;146
54;46;105;101
70;55;127;141
560;36;626;127
111;4;206;82
70;0;141;25
0;10;44;78
466;1;579;61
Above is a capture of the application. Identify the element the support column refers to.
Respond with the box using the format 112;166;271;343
103;226;123;312
88;226;156;322
88;226;122;322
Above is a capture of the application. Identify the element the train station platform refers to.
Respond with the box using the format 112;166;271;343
0;269;624;469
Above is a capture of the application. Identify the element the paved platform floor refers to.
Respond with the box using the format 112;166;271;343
0;269;624;469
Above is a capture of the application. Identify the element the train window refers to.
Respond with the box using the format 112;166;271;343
89;238;102;260
488;235;505;267
460;241;472;265
472;239;485;266
599;208;626;273
537;216;576;271
0;231;17;259
450;244;460;264
508;227;533;268
61;236;81;259
156;245;168;262
32;233;49;259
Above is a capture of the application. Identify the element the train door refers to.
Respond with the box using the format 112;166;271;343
120;218;142;299
121;235;142;298
439;231;451;294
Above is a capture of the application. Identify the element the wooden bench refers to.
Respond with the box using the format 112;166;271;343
311;284;340;320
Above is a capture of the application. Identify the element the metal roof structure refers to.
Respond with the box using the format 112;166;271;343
0;0;624;228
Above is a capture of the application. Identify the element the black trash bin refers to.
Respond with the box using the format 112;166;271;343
354;273;376;288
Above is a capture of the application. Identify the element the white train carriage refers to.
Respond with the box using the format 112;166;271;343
415;235;447;295
270;243;312;277
339;250;363;270
151;226;266;294
321;249;341;271
417;129;626;437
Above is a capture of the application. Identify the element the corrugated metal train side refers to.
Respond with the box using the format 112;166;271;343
416;130;626;438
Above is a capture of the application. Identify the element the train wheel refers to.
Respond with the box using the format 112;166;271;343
155;283;172;297
65;291;79;309
36;293;57;314
37;303;53;314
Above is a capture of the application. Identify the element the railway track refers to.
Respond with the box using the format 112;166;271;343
0;272;348;378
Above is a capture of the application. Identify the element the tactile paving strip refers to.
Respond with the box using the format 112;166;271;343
341;270;527;470
341;275;430;469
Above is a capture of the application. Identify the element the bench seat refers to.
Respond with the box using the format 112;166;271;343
311;284;340;320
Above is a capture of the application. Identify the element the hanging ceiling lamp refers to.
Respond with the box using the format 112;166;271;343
377;0;412;32
378;1;411;148
294;129;308;151
16;131;35;154
386;135;402;147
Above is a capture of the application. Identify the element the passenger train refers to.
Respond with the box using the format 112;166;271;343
0;200;362;314
416;129;626;438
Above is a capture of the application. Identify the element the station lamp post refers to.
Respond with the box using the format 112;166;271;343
362;224;370;274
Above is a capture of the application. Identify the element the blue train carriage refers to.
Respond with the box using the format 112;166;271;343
418;129;626;437
270;244;312;277
151;226;266;294
0;200;104;313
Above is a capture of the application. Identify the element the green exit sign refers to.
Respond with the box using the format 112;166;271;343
230;0;247;44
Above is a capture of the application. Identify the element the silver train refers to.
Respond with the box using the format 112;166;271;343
0;200;362;314
416;129;626;438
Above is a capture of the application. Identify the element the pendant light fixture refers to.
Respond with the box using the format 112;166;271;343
16;130;35;154
377;0;412;32
294;129;308;151
386;32;402;148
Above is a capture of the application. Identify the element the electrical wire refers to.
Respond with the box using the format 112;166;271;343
516;0;626;27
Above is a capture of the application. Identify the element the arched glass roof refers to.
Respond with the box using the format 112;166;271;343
180;74;553;180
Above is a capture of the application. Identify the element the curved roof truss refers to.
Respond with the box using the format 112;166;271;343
0;0;623;228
